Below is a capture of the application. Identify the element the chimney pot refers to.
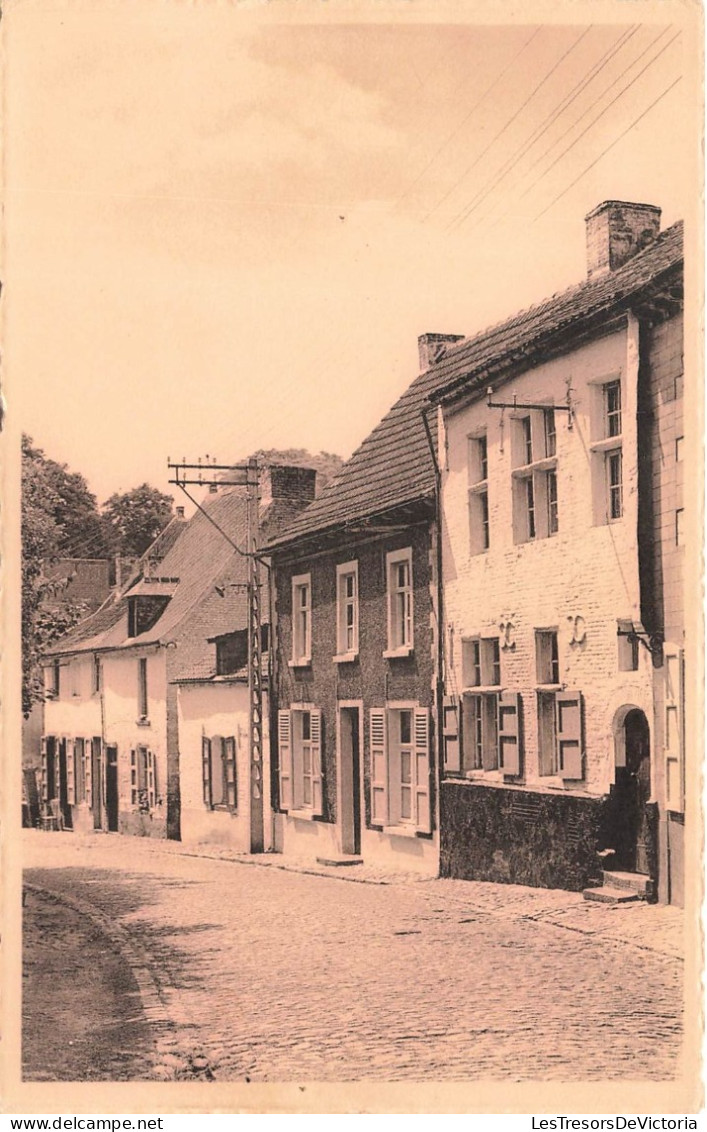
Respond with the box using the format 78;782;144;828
585;200;661;278
176;506;185;518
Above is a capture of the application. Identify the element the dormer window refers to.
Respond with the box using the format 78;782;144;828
127;595;170;638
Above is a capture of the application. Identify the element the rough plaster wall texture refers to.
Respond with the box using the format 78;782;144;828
43;655;103;741
441;326;653;796
102;650;168;835
275;526;435;829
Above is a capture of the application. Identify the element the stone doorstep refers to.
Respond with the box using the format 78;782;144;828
582;886;641;904
602;869;655;897
315;854;364;867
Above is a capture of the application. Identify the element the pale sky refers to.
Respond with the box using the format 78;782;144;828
4;2;697;527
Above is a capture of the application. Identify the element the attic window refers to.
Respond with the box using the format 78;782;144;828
127;595;171;638
216;632;248;676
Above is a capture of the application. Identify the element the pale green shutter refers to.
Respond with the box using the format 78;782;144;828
278;710;293;811
413;707;431;834
555;691;583;779
370;709;388;826
310;710;323;817
498;692;522;776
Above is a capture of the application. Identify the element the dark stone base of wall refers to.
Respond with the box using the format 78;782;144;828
440;780;608;892
119;811;168;839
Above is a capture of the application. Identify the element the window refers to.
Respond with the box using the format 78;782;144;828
45;661;60;699
664;647;685;812
535;630;560;686
457;637;520;776
468;434;490;554
590;377;624;524
385;549;413;655
335;562;359;658
369;706;431;833
511;410;559;543
216;631;248;676
617;620;640;672
462;636;500;688
130;746;156;810
202;735;237;811
128;596;170;639
138;657;148;720
277;707;323;816
538;690;584;779
291;574;312;665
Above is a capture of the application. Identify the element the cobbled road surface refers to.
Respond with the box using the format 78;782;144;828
23;832;684;1083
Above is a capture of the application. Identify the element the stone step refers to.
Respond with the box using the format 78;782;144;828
316;854;364;867
602;870;654;897
583;886;641;904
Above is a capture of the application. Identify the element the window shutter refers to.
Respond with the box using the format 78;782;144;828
413;707;432;834
224;737;237;810
555;690;583;779
310;709;323;817
202;737;212;809
85;740;93;807
130;748;137;805
40;737;48;803
443;697;460;773
147;749;156;808
67;741;76;806
370;709;388;825
664;647;685;812
278;710;293;811
498;692;522;776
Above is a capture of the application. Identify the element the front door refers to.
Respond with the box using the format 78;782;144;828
339;707;361;855
613;710;652;873
91;738;103;829
58;739;72;829
106;745;119;832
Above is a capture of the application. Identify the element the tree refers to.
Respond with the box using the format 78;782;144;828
21;435;110;558
21;436;91;714
102;484;174;557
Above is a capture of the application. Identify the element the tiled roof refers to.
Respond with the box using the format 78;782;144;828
267;221;683;548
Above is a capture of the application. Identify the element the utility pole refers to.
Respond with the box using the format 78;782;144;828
167;457;264;852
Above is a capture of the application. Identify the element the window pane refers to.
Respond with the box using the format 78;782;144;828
522;417;533;464
302;712;311;741
400;749;412;784
400;710;412;746
605;381;622;437
526;477;536;538
547;470;558;534
608;452;623;518
400;786;412;820
544;409;556;457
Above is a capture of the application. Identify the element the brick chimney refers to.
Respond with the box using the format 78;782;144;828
585;201;661;279
418;332;464;371
260;464;317;507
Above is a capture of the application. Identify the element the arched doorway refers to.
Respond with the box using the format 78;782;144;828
611;708;652;873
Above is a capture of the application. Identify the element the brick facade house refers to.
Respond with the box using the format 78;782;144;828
426;202;685;904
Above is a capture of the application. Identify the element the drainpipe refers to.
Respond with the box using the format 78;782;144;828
421;405;445;870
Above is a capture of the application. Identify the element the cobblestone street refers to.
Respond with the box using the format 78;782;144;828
23;831;685;1083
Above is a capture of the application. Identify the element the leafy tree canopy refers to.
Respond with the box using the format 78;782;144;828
102;484;174;557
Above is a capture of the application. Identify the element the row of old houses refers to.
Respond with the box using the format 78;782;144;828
39;200;688;906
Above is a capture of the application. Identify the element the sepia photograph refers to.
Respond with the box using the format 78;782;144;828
2;0;703;1116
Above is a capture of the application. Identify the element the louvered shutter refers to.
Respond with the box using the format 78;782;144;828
413;707;432;833
555;690;583;779
664;647;685;812
67;741;76;805
202;737;212;809
224;737;237;810
40;737;48;803
498;692;521;776
310;710;323;817
130;748;137;805
85;740;93;806
278;710;293;811
147;749;156;808
370;709;388;826
443;697;460;773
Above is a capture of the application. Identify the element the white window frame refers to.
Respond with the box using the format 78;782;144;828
511;409;559;544
334;561;359;661
384;548;414;657
589;373;624;525
468;432;490;556
369;703;431;836
278;705;323;819
290;573;312;666
137;656;149;722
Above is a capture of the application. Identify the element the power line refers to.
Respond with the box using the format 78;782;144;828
395;27;542;208
424;26;593;227
447;25;640;233
534;74;682;220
